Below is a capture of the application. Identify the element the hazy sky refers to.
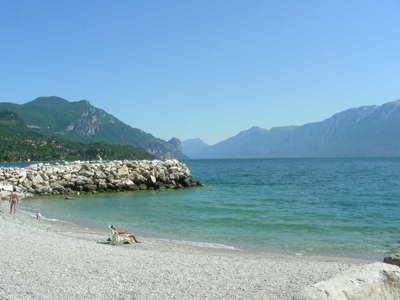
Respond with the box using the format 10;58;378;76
1;1;399;145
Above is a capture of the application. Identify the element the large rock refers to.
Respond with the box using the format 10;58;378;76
97;182;108;190
384;253;400;267
83;184;97;192
0;184;14;192
22;180;32;188
295;262;400;300
31;175;43;185
35;185;50;194
63;173;72;181
79;169;94;177
95;170;106;179
52;185;65;193
149;175;156;184
117;166;129;177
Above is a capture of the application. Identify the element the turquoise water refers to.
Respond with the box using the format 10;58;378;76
20;158;400;258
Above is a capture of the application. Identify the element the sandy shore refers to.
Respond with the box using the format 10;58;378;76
0;200;373;300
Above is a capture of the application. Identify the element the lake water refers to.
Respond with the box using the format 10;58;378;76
20;158;400;258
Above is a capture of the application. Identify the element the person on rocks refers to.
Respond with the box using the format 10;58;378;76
109;225;141;243
9;187;19;214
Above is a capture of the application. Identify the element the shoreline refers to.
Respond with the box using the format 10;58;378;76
0;200;375;299
20;204;371;260
0;207;372;299
19;198;383;261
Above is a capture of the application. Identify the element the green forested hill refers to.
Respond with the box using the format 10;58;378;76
0;96;186;159
0;111;154;162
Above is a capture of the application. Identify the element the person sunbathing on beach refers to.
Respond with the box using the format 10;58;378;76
9;187;19;214
109;225;141;243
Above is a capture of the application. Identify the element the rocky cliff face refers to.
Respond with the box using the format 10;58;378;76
0;97;187;160
65;102;104;136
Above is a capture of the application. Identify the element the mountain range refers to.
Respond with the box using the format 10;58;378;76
0;111;153;162
182;100;400;158
0;96;186;160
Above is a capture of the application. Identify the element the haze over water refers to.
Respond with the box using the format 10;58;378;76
22;158;400;259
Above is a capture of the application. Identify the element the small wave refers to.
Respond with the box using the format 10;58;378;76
19;208;74;225
40;216;75;225
158;238;239;251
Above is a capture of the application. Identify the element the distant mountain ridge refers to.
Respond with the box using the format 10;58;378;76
0;96;187;159
181;138;209;158
183;100;400;158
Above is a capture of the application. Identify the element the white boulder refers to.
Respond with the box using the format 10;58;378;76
295;262;400;300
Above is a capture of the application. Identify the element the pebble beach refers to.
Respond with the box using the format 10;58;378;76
0;200;372;300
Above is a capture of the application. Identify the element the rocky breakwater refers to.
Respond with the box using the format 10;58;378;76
0;160;202;199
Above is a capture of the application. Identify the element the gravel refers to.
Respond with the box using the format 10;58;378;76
0;201;372;300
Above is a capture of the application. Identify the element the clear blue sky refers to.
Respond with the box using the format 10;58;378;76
1;1;399;145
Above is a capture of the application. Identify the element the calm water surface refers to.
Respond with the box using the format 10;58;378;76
20;158;400;258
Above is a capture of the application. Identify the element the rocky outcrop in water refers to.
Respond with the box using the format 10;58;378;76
0;160;202;199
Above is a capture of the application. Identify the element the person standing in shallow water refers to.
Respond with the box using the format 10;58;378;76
9;187;19;214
